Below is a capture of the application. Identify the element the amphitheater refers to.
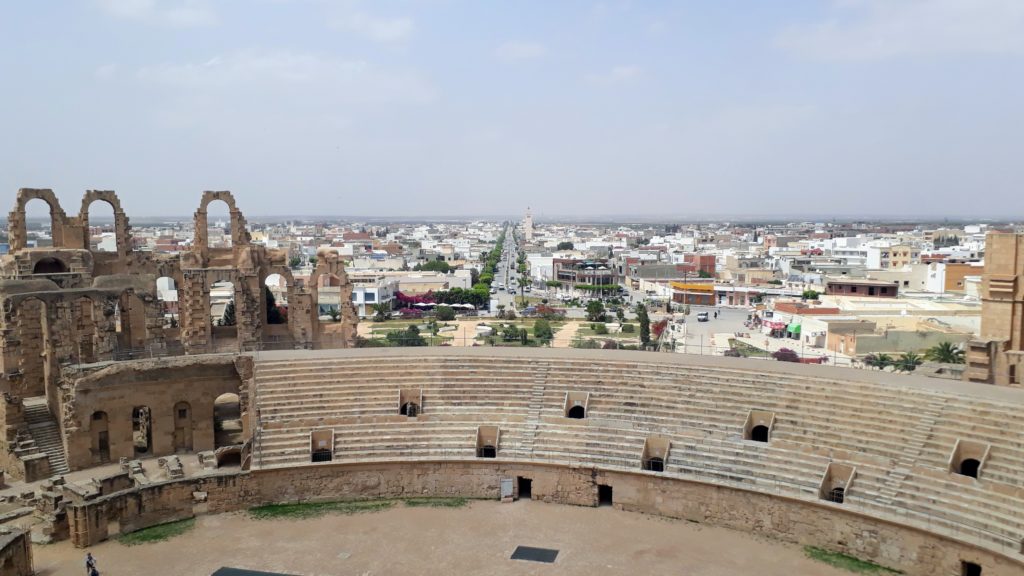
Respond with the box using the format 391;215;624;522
0;189;1022;576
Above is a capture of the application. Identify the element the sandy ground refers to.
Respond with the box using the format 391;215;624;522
34;500;848;576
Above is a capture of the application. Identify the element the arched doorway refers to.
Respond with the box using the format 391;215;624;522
567;405;585;419
24;197;59;243
959;458;981;478
751;425;770;443
156;276;179;329
173;402;193;452
210;281;237;351
85;199;116;252
214;393;242;448
206;199;233;249
33;257;68;274
131;406;152;456
829;487;845;504
91;411;110;464
400;402;419;417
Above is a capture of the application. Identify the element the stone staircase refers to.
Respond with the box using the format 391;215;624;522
876;397;947;506
519;360;549;457
22;397;70;475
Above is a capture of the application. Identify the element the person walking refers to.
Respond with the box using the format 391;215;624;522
85;552;97;575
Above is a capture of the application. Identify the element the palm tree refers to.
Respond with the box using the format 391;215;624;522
894;352;924;373
925;341;965;364
372;303;391;322
863;353;893;370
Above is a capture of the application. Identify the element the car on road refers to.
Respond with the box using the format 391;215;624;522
697;312;709;322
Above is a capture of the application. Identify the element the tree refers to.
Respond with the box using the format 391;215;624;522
436;305;456;321
863;353;893;370
585;300;606;322
616;307;625;323
386;325;426;346
288;256;302;269
372;303;392;322
636;303;651;346
545;280;562;288
520;327;529;345
925;341;965;364
772;348;800;362
265;286;285;324
698;270;712;279
556;241;574;250
414;260;452;274
894;351;924;373
221;301;236;326
802;289;820;301
502;324;520;342
533;318;554;345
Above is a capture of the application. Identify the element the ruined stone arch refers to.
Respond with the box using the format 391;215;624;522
308;250;358;348
193;191;250;258
78;190;132;258
8;188;69;251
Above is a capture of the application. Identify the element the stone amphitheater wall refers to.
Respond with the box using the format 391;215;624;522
0;529;32;576
65;461;1024;576
61;356;247;471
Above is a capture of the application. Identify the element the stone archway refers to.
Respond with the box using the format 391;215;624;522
214;393;242;448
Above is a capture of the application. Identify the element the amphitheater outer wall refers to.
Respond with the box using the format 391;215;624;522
65;461;1024;576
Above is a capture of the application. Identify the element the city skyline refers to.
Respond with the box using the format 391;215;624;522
2;1;1023;218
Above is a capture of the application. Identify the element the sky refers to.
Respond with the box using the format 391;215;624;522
1;0;1023;220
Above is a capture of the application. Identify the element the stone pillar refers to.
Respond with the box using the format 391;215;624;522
180;271;210;354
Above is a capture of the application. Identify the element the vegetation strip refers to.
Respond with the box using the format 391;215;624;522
116;518;196;546
804;546;903;574
249;497;469;519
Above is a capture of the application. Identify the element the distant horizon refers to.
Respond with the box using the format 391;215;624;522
11;213;1022;227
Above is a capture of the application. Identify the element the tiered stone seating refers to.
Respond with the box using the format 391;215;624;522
251;351;1024;556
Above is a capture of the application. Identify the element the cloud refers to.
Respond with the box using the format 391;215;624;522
496;41;546;62
96;0;217;27
585;65;641;85
331;11;414;43
94;64;118;80
136;50;436;104
777;0;1024;60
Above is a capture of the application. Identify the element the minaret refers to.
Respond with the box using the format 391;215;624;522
524;207;534;242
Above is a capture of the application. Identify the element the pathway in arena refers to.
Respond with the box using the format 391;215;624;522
33;500;850;576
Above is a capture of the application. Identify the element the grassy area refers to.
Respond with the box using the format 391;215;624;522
728;338;771;358
116;518;195;546
403;497;468;508
804;547;903;574
577;326;639;340
249;499;395;520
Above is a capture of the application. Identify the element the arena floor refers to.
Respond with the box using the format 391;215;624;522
34;500;850;576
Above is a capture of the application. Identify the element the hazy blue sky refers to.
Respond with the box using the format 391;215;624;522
1;1;1022;219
